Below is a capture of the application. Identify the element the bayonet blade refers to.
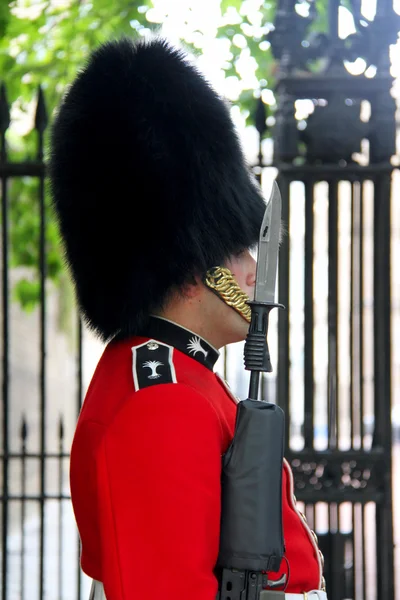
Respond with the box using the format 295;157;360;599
254;181;281;303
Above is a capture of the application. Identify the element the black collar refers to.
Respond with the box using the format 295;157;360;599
138;316;220;371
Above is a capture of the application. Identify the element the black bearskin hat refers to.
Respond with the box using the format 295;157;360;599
49;37;266;341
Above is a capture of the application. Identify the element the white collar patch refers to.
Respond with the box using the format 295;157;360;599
187;336;209;360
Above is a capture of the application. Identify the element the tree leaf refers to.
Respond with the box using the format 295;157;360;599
221;0;242;11
0;2;11;38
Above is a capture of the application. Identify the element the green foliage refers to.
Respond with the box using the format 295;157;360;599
2;0;155;315
8;175;64;309
216;1;277;123
12;277;40;312
0;3;11;38
1;0;155;132
215;0;329;123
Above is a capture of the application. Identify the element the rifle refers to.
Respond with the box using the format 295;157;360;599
216;182;286;600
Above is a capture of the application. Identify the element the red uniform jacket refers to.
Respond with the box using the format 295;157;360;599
70;317;324;599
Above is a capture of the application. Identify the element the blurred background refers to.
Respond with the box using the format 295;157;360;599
0;0;399;598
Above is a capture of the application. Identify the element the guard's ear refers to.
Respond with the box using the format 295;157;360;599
179;275;202;299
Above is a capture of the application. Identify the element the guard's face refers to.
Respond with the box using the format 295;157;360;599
224;250;256;301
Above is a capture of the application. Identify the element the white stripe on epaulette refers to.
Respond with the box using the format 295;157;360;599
215;373;240;404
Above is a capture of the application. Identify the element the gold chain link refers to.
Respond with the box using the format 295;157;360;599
204;266;251;322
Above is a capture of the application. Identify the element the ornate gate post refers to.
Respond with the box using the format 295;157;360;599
269;1;399;598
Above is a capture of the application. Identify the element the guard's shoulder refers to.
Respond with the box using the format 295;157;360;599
132;339;177;391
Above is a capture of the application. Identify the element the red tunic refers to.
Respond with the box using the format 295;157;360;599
70;317;323;599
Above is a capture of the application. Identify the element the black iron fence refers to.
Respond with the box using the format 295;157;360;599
269;1;399;598
275;172;396;599
0;85;85;599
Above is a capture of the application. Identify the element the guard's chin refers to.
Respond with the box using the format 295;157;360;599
226;315;250;346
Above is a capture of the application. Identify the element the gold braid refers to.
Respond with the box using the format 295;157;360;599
204;266;251;323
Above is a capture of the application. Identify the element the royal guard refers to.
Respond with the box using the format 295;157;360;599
49;37;326;599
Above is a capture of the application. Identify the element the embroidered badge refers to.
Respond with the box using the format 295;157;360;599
143;360;163;379
132;340;177;390
187;336;208;360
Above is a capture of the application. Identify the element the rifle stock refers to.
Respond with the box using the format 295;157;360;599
216;399;285;600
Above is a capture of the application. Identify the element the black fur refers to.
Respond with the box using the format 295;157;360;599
49;36;266;341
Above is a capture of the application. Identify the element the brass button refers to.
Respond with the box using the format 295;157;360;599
147;342;159;350
311;530;319;544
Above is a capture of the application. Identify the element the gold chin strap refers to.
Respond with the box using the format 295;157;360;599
204;266;251;323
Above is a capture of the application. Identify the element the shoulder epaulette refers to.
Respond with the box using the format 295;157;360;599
132;339;177;390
